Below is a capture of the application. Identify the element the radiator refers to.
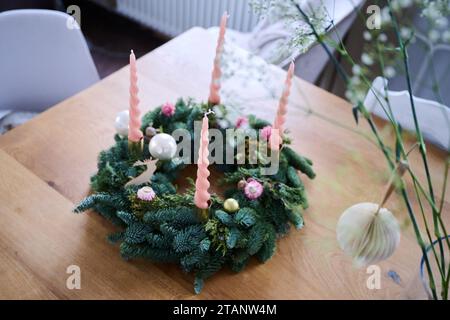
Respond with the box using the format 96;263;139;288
116;0;258;37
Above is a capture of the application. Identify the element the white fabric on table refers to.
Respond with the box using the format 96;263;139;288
209;0;365;82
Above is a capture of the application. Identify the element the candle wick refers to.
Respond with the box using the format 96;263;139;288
205;109;215;116
375;160;409;215
131;49;134;54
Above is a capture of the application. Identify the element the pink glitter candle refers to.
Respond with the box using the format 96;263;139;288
128;50;143;142
194;113;211;209
271;61;295;149
208;12;228;105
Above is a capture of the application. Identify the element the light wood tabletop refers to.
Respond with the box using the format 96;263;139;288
0;27;448;299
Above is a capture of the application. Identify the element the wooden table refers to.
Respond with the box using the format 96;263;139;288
0;28;448;299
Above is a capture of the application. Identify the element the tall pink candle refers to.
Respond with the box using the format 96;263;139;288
208;12;228;105
271;61;295;149
194;114;211;209
128;50;143;142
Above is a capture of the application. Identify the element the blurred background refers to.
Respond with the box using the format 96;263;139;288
0;0;449;149
0;0;169;78
0;0;363;83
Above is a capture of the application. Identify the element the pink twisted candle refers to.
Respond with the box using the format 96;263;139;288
194;113;211;209
128;50;143;142
208;12;228;105
271;62;295;149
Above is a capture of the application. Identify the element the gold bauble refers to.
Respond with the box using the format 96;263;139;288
223;198;240;213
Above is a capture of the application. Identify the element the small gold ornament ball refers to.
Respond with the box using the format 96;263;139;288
223;198;240;213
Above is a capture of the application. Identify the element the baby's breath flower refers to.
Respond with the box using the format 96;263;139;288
381;7;391;24
399;0;413;8
423;3;443;20
443;30;450;43
352;64;362;75
361;53;374;66
429;29;441;43
345;90;354;101
391;0;401;11
400;27;412;39
385;66;396;78
350;76;361;85
378;33;388;42
436;17;449;28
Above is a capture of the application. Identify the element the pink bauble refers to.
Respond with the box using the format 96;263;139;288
235;116;248;129
161;102;176;117
260;125;272;141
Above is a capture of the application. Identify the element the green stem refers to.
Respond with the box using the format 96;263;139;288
413;180;445;280
400;188;438;299
408;169;450;252
293;0;447;298
439;159;449;215
387;0;445;283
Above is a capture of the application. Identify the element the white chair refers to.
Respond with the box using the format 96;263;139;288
364;77;450;151
0;9;99;132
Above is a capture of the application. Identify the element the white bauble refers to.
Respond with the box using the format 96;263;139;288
149;133;177;160
115;110;129;136
336;202;400;267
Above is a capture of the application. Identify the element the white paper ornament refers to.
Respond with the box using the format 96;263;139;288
115;110;129;136
149;133;177;160
336;202;401;267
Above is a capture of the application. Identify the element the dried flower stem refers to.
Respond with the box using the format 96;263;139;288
290;0;449;299
376;160;409;214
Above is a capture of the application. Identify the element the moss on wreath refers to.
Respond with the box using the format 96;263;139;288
74;98;315;294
